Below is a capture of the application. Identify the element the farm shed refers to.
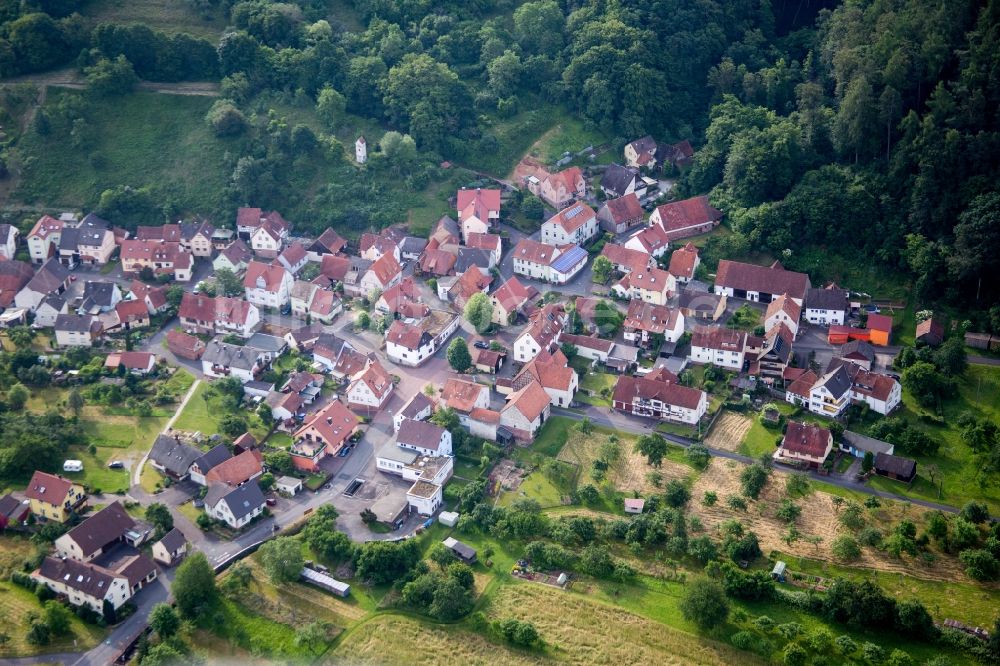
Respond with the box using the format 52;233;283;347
874;452;916;484
771;561;787;582
301;566;351;597
442;537;477;563
624;498;645;514
439;511;459;527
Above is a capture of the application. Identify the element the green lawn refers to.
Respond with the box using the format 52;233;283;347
530;417;575;458
497;469;565;509
172;381;269;442
530;113;613;165
577;372;616;407
203;596;312;659
60;446;131;494
0;580;106;658
79;0;227;38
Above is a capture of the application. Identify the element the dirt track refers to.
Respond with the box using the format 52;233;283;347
1;67;220;96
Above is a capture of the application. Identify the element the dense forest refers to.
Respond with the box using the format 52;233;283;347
0;0;998;310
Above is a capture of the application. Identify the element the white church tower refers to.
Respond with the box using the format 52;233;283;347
355;136;367;164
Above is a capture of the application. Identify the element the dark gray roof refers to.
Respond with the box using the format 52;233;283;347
157;527;186;552
816;364;851;399
55;313;95;333
80;213;111;229
842;431;894;456
150;435;202;477
840;340;875;363
455;247;492;274
434;215;459;239
194;444;231;474
246;332;287;354
0;493;27;521
600;163;641;196
875;452;916;478
25;258;70;295
81;281;117;307
58;227;80;252
202;340;264;371
38;556;119;598
39;294;66;312
64;502;135;558
805;287;849;312
400;236;427;254
207;482;265;521
400;392;433;419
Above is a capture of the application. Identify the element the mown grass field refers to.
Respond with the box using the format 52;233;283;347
79;0;227;38
0;577;106;658
171;380;270;443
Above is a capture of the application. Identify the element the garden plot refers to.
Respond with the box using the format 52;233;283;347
557;429;689;494
690;459;970;583
703;412;752;453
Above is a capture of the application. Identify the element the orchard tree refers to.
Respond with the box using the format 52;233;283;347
145;503;173;537
680;578;729;630
214;268;243;296
258;537;304;583
7;383;28;410
463;292;494;334
635;433;667;467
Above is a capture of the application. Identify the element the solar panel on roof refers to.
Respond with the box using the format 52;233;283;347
564;206;584;219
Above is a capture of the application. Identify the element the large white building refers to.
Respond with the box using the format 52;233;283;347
688;326;747;371
243;261;293;309
510;239;588;285
541;203;598;246
397;419;452;457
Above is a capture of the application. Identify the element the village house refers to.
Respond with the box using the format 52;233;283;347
188;444;232;486
838;340;876;370
513;303;566;363
613;267;675;305
597;193;645;234
764;293;801;340
600;243;653;275
237;207;290;240
454;247;493;276
115;298;151;330
624;136;694;171
290;400;359;471
447;267;492;310
400;236;428;262
104;351;157;375
309;289;341;324
916;317;945;347
54;313;101;347
152;528;187;566
375;277;428;319
290;280;319;318
777;421;833;468
311;333;359;374
499;380;551;443
243;261;293;309
180;220;215;257
560;333;614;364
600;164;647;199
205;449;264;487
55;502;146;562
612;368;708;424
213;239;253;274
648;196;723;241
0;259;34;309
0;223;19;260
179;293;260;338
357;252;402;297
27;215;64;264
119;240;193;281
166;329;206;360
397;419;452;457
201;340;267;382
678;289;727;321
623;223;670;258
427;215;461;252
24;471;87;523
33;294;67;328
275;242;309;276
807;365;852;417
689;326;747;370
205;482;266;529
875;452;917;484
441;377;492;430
129;280;169;315
510;349;578;408
32;556;141;615
531;166;587;209
14;258;70;311
148;434;202;481
394;392;435;432
359;229;402;263
784;368;819;407
804;285;849;325
511;239;588;284
834;360;902;415
490;276;535;326
307;228;347;262
748;323;794;382
0;494;29;530
78;281;121;314
418;247;458;278
58;214;117;267
474;347;505;374
346;358;394;413
623;300;685;347
715;260;811;305
456;188;501;242
384;311;460;366
541;202;599;246
465;232;502;267
667;243;700;284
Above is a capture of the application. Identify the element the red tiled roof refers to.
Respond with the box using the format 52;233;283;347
469;407;500;424
515;349;575;392
320;254;351;281
612;374;704;410
294;400;358;449
456;188;501;222
512;238;560;266
915;317;944;341
786;370;818;398
603;193;644;224
350;359;393;399
314;228;347;254
205;449;263;486
782;421;832;458
627;267;672;294
243;261;289;293
547;203;596;233
166;329;205;358
560;333;614;353
491;276;532;312
115;298;148;322
386;320;427;350
545;167;583;194
277;241;307;266
451;268;492;303
623;300;680;335
367;252;402;288
504;380;550;422
667;243;699;279
465;232;501;252
765;293;802;322
24;471;75;505
105;351;155;370
29;215;63;240
867;313;893;333
519;303;565;350
237;207;262;229
442;378;487;414
627;224;670;254
600;244;651;273
715;260;810;301
419;248;457;276
653;196;722;233
691;325;746;352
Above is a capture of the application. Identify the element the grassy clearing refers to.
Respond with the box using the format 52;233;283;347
0;580;106;658
59;445;130;493
205;596;311;659
79;0;227;38
528;417;575;458
16;90;234;211
577;372;616;407
172;381;270;442
497;469;564;508
530;115;612;165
